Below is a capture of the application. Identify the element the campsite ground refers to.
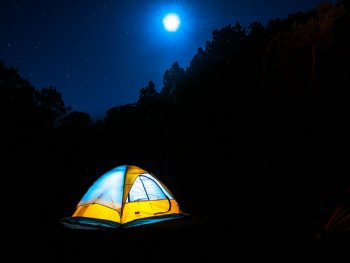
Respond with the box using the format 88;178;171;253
4;161;349;262
4;165;349;262
10;212;349;262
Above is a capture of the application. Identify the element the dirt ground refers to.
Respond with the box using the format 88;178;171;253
5;213;348;262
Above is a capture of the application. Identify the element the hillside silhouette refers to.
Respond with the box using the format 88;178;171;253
1;1;349;260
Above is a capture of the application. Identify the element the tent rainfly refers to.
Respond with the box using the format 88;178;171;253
61;165;184;229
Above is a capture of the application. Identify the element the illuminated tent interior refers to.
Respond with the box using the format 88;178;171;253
61;165;184;229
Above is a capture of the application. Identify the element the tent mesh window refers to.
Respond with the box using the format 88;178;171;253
126;175;167;202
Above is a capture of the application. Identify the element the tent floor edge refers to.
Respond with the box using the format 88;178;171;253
122;213;186;229
60;217;121;230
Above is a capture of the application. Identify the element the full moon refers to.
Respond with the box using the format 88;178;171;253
163;13;181;32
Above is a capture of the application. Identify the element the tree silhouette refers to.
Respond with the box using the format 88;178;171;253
36;86;71;127
161;62;185;103
60;111;92;132
138;80;158;107
1;1;349;244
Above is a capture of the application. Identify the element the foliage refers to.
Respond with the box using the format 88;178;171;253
1;2;349;237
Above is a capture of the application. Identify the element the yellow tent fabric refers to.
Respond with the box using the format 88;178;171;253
62;165;183;229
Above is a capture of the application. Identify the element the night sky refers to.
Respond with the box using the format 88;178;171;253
0;0;331;119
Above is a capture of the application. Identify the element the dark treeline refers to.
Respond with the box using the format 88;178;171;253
1;1;350;250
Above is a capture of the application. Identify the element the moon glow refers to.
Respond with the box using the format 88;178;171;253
163;13;181;32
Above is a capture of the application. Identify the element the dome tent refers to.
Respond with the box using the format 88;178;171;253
61;165;184;229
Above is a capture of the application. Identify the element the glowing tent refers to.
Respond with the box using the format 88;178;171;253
61;165;184;229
